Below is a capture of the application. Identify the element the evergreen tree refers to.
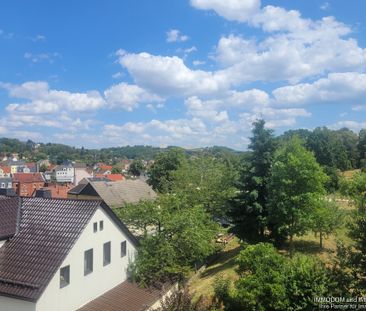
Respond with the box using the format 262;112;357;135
230;119;277;241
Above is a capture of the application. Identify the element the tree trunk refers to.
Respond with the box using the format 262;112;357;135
320;231;323;249
289;234;294;258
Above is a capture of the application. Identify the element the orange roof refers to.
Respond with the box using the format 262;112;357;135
99;165;113;171
0;166;11;174
94;173;124;181
13;173;44;183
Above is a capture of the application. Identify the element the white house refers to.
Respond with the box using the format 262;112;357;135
0;195;140;311
54;164;75;183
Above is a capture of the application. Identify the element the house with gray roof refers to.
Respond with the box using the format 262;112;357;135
0;195;140;310
68;179;157;208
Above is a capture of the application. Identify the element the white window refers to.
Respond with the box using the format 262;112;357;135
84;249;93;275
1;183;5;188
7;182;12;188
60;265;70;288
103;242;111;266
121;241;127;257
93;222;98;232
99;220;104;231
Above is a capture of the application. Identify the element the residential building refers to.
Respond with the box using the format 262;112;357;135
41;183;73;199
0;177;12;189
0;195;139;311
68;179;157;208
12;173;45;197
74;166;92;186
54;164;75;183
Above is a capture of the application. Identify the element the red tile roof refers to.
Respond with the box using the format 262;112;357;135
94;174;124;181
0;166;11;174
99;165;112;171
12;173;44;183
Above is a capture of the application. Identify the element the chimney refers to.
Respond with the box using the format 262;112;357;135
35;189;52;199
0;188;16;197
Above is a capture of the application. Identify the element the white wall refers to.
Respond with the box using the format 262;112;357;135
36;207;137;311
0;296;36;311
55;167;74;183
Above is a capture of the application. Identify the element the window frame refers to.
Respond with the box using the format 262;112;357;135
93;222;98;233
99;220;104;231
60;265;70;288
121;241;127;258
103;241;111;266
84;249;93;275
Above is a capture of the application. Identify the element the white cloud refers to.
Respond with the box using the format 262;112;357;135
320;2;330;11
330;121;366;132
30;34;46;42
166;29;189;42
104;82;164;111
193;60;206;66
117;51;229;96
273;72;366;105
24;52;61;63
352;105;366;111
190;0;261;22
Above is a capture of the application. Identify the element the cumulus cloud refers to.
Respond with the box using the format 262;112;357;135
104;82;164;111
166;29;189;42
330;121;366;132
190;0;261;22
117;51;229;96
273;72;366;105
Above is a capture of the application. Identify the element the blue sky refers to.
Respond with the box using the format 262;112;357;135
1;0;366;150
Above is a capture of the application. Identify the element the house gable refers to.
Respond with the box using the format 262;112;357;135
36;206;137;311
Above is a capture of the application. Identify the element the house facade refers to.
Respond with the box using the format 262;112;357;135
54;165;75;183
0;196;138;311
12;173;45;196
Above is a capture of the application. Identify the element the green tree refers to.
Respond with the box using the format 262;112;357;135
340;172;366;293
230;119;277;241
128;159;145;176
117;194;219;285
268;136;327;255
171;156;237;218
147;148;186;193
217;243;334;311
311;198;342;248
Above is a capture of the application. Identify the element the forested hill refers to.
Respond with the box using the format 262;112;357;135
0;138;242;164
0;126;365;170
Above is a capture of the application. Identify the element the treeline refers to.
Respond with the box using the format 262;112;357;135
0;137;241;164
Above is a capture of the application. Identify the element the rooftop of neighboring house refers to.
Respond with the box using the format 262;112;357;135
0;195;138;302
0;166;11;174
12;173;44;183
98;165;113;171
5;160;26;166
41;183;73;199
68;179;157;208
73;162;87;169
94;174;124;181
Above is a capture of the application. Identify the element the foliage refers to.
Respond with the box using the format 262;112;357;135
171;156;237;218
218;243;334;311
128;159;145;176
157;286;214;311
230;119;277;241
147;148;187;193
338;172;366;293
311;198;342;248
117;194;220;285
268;136;328;253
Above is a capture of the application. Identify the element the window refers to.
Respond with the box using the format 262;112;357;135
103;242;111;266
1;183;5;188
84;249;93;275
60;265;70;288
7;182;12;188
121;241;127;257
99;220;104;231
93;222;98;232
